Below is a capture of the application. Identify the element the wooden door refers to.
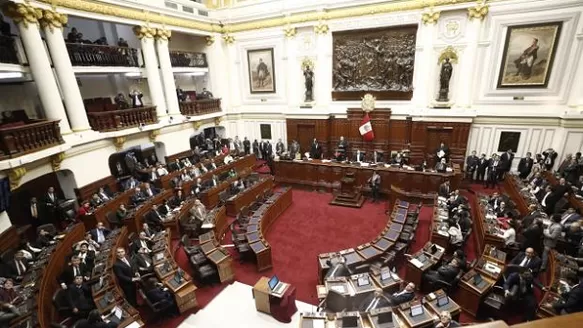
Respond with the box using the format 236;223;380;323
297;124;315;155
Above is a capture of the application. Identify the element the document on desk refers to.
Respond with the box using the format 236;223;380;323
201;222;215;229
330;285;346;294
411;258;424;268
485;262;501;274
125;322;141;328
311;320;325;328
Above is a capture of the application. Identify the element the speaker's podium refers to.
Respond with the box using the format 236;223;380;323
253;276;298;323
330;171;364;208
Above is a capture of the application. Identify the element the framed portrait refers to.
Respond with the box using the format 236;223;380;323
247;48;276;94
497;131;521;153
260;124;272;140
497;22;562;88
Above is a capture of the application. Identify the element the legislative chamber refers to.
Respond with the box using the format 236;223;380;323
0;0;582;327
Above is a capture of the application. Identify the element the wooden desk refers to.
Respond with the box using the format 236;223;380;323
370;271;401;294
226;176;274;216
424;290;461;321
405;251;436;288
503;175;531;216
274;160;462;195
199;169;252;208
454;269;495;316
253;276;288;314
207;247;234;283
397;304;435;328
470;194;506;256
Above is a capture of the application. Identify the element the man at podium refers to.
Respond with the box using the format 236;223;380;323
335;136;348;161
436;142;450;163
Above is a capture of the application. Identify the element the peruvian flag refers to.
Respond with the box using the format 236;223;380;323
359;113;374;141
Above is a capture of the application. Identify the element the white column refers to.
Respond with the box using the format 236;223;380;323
155;30;181;116
567;37;583;109
7;5;71;133
315;27;332;109
456;18;482;108
133;26;167;118
207;34;229;110
412;20;437;108
284;31;299;108
41;11;91;132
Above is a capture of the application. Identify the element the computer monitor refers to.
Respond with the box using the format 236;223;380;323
267;275;279;291
417;254;428;263
326;289;348;313
410;304;424;317
473;273;483;286
380;268;391;281
437;294;449;307
430;244;438;254
357;276;370;287
378;311;392;324
341;315;358;327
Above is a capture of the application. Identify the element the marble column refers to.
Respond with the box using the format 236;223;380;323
206;34;229;111
154;29;181;116
567;37;583;109
456;7;487;108
314;22;332;109
3;3;71;133
413;12;439;108
133;26;167;118
40;10;90;132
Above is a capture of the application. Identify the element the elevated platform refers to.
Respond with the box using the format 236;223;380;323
329;191;364;208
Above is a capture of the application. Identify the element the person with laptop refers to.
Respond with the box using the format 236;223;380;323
389;282;416;306
434;311;459;328
358;288;392;311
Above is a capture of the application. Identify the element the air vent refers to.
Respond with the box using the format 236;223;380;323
183;6;194;13
164;1;178;9
199;10;209;16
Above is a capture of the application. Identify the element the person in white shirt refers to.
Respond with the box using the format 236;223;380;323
190;166;201;178
501;220;517;246
540;185;552;210
156;164;168;177
182;158;192;167
180;170;192;182
97;187;110;202
448;224;463;246
224;154;234;164
201;164;209;173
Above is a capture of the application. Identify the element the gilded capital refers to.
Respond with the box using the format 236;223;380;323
421;10;440;25
283;26;297;38
314;21;329;35
113;136;127;151
50;152;66;171
2;3;43;28
155;28;172;41
133;25;156;39
8;167;27;191
148;129;160;142
205;36;216;46
214;116;223;126
222;34;235;45
40;9;68;32
468;2;489;21
192;121;202;130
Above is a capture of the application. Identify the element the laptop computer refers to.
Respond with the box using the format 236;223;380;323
437;294;449;307
268;275;287;296
357;276;370;287
341;314;359;328
410;304;424;317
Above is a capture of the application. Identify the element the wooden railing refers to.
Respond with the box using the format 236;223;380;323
179;98;221;116
0;35;19;64
169;50;207;67
0;119;64;159
87;106;158;132
66;43;139;67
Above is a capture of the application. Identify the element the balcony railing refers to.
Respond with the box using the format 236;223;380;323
0;120;64;159
87;106;158;132
169;51;207;68
179;98;221;116
66;43;139;67
0;35;19;65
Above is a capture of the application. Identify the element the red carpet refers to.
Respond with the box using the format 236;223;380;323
144;186;485;327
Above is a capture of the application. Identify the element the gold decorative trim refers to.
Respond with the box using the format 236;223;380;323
155;28;171;40
113;136;127;151
148;129;160;142
8;167;27;191
192;121;202;130
36;0;484;34
214;116;223;126
2;3;43;28
40;9;68;32
438;46;459;64
133;25;157;39
468;1;489;21
301;57;314;70
222;34;235;44
283;25;296;38
314;21;329;35
50;152;66;171
421;9;440;25
205;36;216;46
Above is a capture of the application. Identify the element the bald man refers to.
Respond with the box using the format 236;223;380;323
509;247;541;275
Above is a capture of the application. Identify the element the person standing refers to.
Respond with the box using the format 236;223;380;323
243;137;251;155
275;139;285;156
310;138;322;159
518;152;534;180
477;153;488;184
500;149;515;180
465;150;479;180
486;154;500;189
541;214;562;271
368;171;381;203
252;139;259;158
113;248;139;306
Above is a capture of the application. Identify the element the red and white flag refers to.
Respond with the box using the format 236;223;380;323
359;113;374;141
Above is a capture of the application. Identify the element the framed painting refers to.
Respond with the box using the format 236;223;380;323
497;131;521;153
497;22;562;88
260;124;272;140
247;48;276;94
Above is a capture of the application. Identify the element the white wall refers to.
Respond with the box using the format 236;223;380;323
175;74;208;92
66;17;139;49
78;75;153;105
0;211;11;235
0;82;43;119
169;33;207;52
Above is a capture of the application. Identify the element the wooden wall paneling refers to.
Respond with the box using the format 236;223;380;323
388;120;409;154
74;175;118;203
0;226;21;253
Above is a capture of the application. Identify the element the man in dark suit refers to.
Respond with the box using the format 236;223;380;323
521;204;541;229
142;183;158;198
132;247;154;275
275;139;285;156
477;153;489;184
465;150;479;180
131;188;146;205
146;205;164;229
487;154;500;188
438;181;451;198
546;277;583;314
169;159;182;172
131;232;153;254
60;256;89;288
75;243;96;272
28;197;43;227
521;219;544;255
243;137;251;155
67;276;95;319
6;251;28;281
546;178;570;215
435;142;450;163
310;138;322;159
500;149;515;180
124;177;139;191
423;258;461;288
542;148;558;171
503;271;543;321
389;282;416;306
560;207;581;228
518;152;534;180
508;248;542;276
325;254;352;279
113;248;139;306
44;186;59;224
358;289;392;311
89;222;111;244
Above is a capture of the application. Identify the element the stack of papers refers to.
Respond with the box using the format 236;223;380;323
411;258;424;268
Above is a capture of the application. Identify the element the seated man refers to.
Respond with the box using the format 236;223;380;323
142;183;158;198
90;194;103;207
132;247;154;274
423;258;461;290
435;311;460;328
508;248;542;276
233;177;245;193
358;288;392;312
503;271;545;321
90;222;111;244
143;277;180;316
116;204;128;221
145;205;164;228
60;256;89;288
545;277;583;314
156;164;168;177
0;302;20;326
389;282;416;306
131;232;153;254
6;251;29;282
67;275;95;319
97;187;111;202
131;188;146;205
325;254;352;279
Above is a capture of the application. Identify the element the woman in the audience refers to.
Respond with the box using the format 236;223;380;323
500;219;517;246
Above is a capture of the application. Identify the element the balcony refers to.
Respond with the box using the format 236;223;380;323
179;98;221;116
0;35;19;65
170;51;207;68
0;119;64;160
87;106;158;132
66;43;139;67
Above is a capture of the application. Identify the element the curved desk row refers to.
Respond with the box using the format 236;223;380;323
273;160;462;194
503;175;533;216
244;187;293;272
158;153;225;189
197;206;236;283
470;194;506;256
198;169;253;208
317;200;419;284
226;176;274;216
